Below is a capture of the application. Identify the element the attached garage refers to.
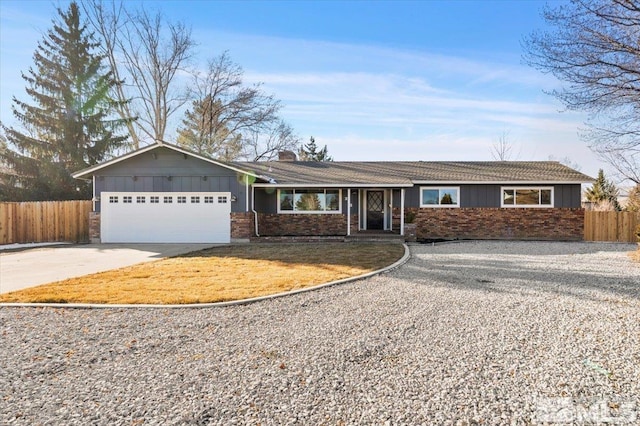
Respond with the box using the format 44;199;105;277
100;192;231;243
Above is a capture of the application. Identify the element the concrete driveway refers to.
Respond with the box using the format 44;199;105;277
0;243;216;294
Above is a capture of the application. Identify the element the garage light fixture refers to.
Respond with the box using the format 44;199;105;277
231;194;237;202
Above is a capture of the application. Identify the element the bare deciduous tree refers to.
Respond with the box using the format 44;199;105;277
523;0;640;184
490;131;518;161
177;52;283;160
81;0;138;148
548;155;582;172
82;0;195;147
244;120;300;161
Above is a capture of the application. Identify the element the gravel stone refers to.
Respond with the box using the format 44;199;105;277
1;241;639;425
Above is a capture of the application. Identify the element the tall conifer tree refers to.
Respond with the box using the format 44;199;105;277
298;136;333;161
585;169;621;211
0;2;130;201
176;95;243;161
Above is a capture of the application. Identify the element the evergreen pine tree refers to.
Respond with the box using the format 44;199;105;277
0;2;130;201
626;185;640;212
585;169;621;210
298;136;333;161
176;95;242;161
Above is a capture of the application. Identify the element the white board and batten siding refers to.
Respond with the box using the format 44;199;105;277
101;192;231;243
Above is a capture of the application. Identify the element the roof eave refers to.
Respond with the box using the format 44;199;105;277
251;182;414;188
412;180;594;185
72;142;262;180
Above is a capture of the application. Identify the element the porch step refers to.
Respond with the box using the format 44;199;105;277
249;234;406;243
250;236;345;243
344;233;405;243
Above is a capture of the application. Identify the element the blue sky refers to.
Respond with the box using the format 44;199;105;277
0;1;604;178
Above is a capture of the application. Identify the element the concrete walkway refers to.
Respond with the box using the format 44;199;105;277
0;244;216;294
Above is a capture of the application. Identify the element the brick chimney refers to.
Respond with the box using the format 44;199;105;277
278;150;297;161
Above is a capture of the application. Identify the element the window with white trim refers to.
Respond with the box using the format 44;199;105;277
420;187;460;207
164;196;173;203
177;196;186;204
218;196;228;204
204;196;214;203
191;196;200;203
150;196;159;204
109;196;118;203
123;196;132;203
501;187;553;207
278;189;341;213
136;196;146;203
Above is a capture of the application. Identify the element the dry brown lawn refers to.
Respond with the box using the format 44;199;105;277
630;248;640;263
0;243;405;305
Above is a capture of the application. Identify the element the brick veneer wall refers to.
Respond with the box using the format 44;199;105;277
231;212;254;239
258;213;348;236
412;207;584;241
89;212;101;243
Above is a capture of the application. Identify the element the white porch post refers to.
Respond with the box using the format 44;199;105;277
389;189;393;232
347;188;351;236
92;175;97;211
400;188;405;236
245;178;250;212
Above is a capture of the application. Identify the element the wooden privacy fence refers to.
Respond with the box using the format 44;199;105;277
0;200;92;245
584;210;640;243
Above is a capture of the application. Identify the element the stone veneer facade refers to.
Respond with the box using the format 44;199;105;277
230;212;254;240
411;207;584;241
257;213;351;236
89;212;101;243
89;209;585;242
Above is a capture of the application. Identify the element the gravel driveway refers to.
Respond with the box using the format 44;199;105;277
1;241;639;425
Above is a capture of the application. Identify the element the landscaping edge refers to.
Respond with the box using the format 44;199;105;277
0;244;411;309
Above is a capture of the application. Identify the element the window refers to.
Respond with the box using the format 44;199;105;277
278;189;341;213
136;196;146;203
502;187;553;208
123;196;132;203
191;196;200;203
109;196;118;203
150;196;159;204
218;196;228;204
420;187;460;207
177;196;187;204
164;196;173;203
204;196;214;203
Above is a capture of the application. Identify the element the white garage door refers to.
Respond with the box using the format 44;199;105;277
101;192;231;243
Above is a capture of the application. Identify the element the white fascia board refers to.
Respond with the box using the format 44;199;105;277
251;183;413;188
412;180;591;185
72;143;262;180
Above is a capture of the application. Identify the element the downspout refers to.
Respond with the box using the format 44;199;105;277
251;183;259;237
400;188;405;236
347;188;351;236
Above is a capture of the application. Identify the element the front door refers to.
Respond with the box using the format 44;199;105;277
366;190;384;230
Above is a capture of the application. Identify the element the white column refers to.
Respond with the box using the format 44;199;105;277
347;188;351;236
400;188;405;236
389;189;393;232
